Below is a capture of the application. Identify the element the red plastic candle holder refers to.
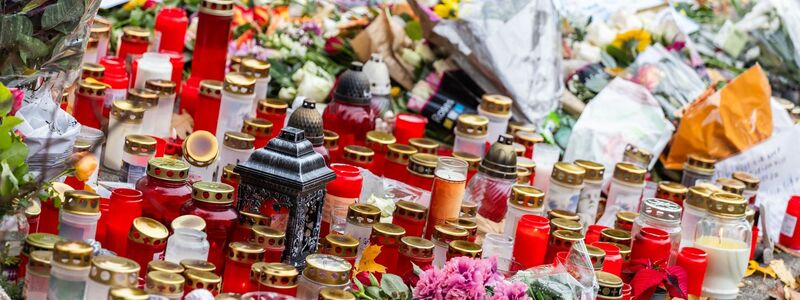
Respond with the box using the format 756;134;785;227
592;242;623;277
513;215;550;268
394;113;427;144
154;7;188;53
630;227;670;264
676;247;707;298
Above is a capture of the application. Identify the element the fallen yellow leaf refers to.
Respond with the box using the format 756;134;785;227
745;260;776;279
355;244;386;274
770;259;798;289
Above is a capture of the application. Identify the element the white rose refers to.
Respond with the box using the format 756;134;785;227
278;87;297;101
400;48;422;68
296;74;333;102
415;42;435;62
573;41;602;63
586;21;617;47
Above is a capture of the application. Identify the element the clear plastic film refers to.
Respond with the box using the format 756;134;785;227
511;241;598;300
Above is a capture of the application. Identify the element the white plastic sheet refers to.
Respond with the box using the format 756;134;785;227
14;94;80;181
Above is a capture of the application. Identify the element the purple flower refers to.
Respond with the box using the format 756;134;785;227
300;21;322;36
489;281;532;300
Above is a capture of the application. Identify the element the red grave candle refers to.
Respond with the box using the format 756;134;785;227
191;0;233;81
137;158;192;226
780;196;800;249
184;269;221;296
99;56;129;118
553;251;568;267
592;242;623;277
370;223;405;274
384;144;417;183
181;182;238;274
251;225;286;263
256;99;288;142
544;230;584;265
38;199;59;235
126;217;169;277
396;237;434;279
406;153;437;192
193;80;224;133
25;204;40;234
513;215;550;268
585;225;607;245
118;26;150;62
154;7;188;53
322;64;377;147
676;247;707;298
105;188;143;256
341;146;374;170
221;242;264;293
230;211;270;244
630;227;670;264
241;118;273;151
73;81;106;130
364;131;396;177
256;262;298;296
319;234;359;274
94;197;111;245
392;200;428;238
394;113;427;144
180;77;201;117
220;165;240;206
321;164;362;238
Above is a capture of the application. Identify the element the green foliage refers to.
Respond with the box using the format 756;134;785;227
0;276;22;300
405;21;423;41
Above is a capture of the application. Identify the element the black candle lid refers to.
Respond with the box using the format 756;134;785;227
332;62;371;105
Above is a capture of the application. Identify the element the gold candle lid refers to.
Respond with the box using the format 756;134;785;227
460;201;477;218
191;181;235;204
24;233;60;255
240;58;271;79
63;190;100;216
199;0;234;16
184;269;221;293
445;218;477;239
199;80;224;98
452;151;480;170
371;223;406;246
455;114;489;138
144;271;185;297
574;160;604;182
746;206;755;225
343;145;374;164
600;229;632;245
183;130;219;167
81;62;105;79
260;263;299;288
28;250;52;276
615;211;638;229
514;131;543;148
111;100;145;123
321;234;359;258
346;203;381;225
433;224;468;244
180;259;216;273
516;167;531;184
365;131;396;152
551;162;585;186
655;181;688;204
223;131;255;150
122;26;150;43
386;144;417;165
129;217;169;246
612;163;646;185
228;242;265;263
407;153;438;177
612;243;630;262
24;200;41;218
479;94;512;116
258;99;288;115
242;118;273;138
686;186;713;209
685;154;715;174
717;177;746;196
52;240;93;269
230;55;251;72
90;255;140;287
399;237;434;258
222;164;240;182
77;80;106;97
109;287;149;300
216;293;242;300
223;72;256;95
408;138;439;154
319;288;356;300
145;80;177;95
146;157;190;181
623;144;653;168
732;171;760;191
596;271;623;299
551;218;582;232
509;185;544;210
303;254;352;285
551;230;584;243
547;209;579;221
506;121;536;135
394;200;427;222
252;225;286;249
585;245;606;270
513;143;526;157
147;260;184;274
171;215;206;232
90;19;111;39
447;240;482;258
323;130;340;150
124;134;157;155
250;262;266;282
707;192;747;218
128;88;159;108
239;211;270;228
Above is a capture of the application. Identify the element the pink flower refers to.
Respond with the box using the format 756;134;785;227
414;257;505;299
10;88;23;116
413;267;446;299
489;281;532;300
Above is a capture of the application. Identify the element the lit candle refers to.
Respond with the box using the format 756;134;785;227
694;236;748;299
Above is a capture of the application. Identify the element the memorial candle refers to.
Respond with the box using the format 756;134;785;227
425;157;468;239
512;214;549;268
191;0;234;81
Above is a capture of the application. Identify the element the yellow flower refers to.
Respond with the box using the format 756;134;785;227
72;152;98;182
434;0;459;19
390;86;401;98
610;29;652;52
122;0;147;10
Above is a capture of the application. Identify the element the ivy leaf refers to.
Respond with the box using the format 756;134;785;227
405;21;423;41
380;274;411;300
0;83;12;116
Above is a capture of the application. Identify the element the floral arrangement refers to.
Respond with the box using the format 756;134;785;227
626;259;688;299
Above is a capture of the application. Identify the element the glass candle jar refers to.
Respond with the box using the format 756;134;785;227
87;22;111;63
592;242;622;277
364;131;396;176
20;232;58;281
258;263;298;296
221;165;241;205
481;233;514;272
126;217;169;277
181;182;238;273
513;214;550;268
630;227;671;265
256;99;288;142
452;151;480;183
252;225;286;263
426;157;468;239
105;101;145;170
118;26;150;62
319;234;359;269
48;241;93;299
154;7;188;53
468;134;518;222
295;254;351;299
394;113;427;144
242;118;274;152
392;200;428;238
406;153;437;191
240;58;271;112
85;256;140;299
598;163;646;227
544;230;584;264
121;134;157;183
74;80;106;130
217;131;255;180
128;88;160;137
216;73;257;144
184;269;221;296
184;130;220;182
681;186;712;248
323;130;341;164
144;271;185;300
595;271;624;300
99;57;129;117
504;185;545;238
148;260;185;275
104;188;144;261
600;229;632;247
384;144;417;183
695;192;751;299
138;157;192;225
461;201;478;221
516;157;536;186
134;53;172;89
655;181;688;207
506;121;536;136
477;94;513;144
342;146;374;170
431;224;468;268
445;218;478;242
321;164;362;238
370;223;405;274
165;227;210;263
409;138;439;155
614;211;637;232
631;198;682;264
344;203;381;258
551;218;582;234
180;259;217;274
397;237;434;278
194;80;224;133
717;177;745;196
24;250;51;300
222;242;264;293
59;190;101;241
322;63;376;147
544;162;586;212
676;247;708;299
447;240;483;261
230;211;270;244
144;80;177;138
514;131;543;159
453;114;489;157
681;154;716;187
733;171;760;205
191;0;233;81
575;160;604;226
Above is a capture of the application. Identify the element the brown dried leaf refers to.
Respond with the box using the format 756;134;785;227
771;260;798;289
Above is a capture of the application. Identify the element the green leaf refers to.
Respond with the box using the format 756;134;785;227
130;8;144;27
18;36;51;64
380;274;411;300
0;116;23;150
405;21;423;41
0;162;20;198
0;83;12;116
365;286;382;299
368;273;380;286
42;0;84;29
0;15;34;46
0;142;29;169
412;262;423;275
354;277;365;291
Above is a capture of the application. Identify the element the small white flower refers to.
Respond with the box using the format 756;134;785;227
415;42;435;62
586;20;617;47
400;48;422;68
278;87;297;101
572;41;602;63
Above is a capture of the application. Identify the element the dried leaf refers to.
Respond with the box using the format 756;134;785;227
746;260;777;279
356;244;386;274
770;260;798;289
786;286;800;300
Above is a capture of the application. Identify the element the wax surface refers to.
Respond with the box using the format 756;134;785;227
695;235;749;300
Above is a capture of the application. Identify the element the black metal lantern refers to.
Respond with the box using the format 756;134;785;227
234;127;336;268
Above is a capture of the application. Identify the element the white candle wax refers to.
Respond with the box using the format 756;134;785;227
695;235;749;300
